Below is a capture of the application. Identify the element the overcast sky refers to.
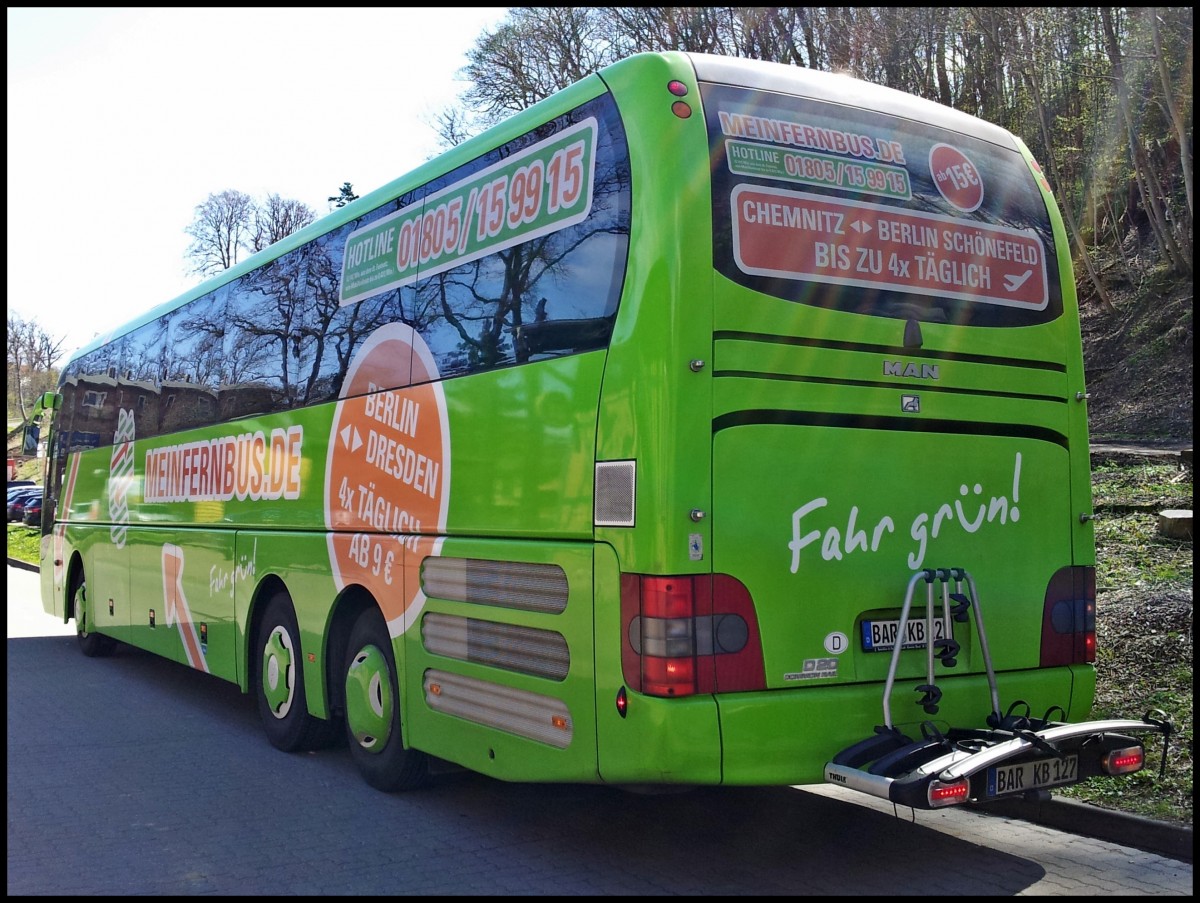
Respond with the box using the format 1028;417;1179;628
7;7;508;360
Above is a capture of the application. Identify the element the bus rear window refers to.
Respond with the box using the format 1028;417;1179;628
704;83;1062;327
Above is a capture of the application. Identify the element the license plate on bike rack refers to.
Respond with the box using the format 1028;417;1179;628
987;754;1079;797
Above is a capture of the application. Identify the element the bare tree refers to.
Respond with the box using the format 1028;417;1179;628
185;190;319;277
460;7;618;129
427;106;479;150
6;314;66;424
250;194;318;253
184;189;256;277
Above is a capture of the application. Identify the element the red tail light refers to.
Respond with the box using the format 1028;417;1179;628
620;573;765;698
1040;566;1096;667
1102;745;1144;775
928;778;970;807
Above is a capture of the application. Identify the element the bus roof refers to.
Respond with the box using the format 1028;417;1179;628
683;53;1018;149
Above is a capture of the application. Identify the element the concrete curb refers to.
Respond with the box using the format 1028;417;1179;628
8;556;38;573
976;793;1193;864
1090;442;1193;465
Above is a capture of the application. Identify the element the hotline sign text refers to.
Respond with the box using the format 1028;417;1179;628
340;118;597;307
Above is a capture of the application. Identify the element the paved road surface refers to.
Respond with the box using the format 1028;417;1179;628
6;564;1192;895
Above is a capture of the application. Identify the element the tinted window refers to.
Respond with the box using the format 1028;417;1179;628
59;92;631;445
705;83;1062;327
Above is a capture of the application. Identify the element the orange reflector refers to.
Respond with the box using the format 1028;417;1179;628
551;715;568;730
1102;746;1144;775
671;101;692;119
928;779;970;807
429;683;442;696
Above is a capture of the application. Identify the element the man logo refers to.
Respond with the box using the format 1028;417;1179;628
884;360;940;380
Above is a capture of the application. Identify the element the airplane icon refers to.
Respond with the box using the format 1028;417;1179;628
1004;269;1033;292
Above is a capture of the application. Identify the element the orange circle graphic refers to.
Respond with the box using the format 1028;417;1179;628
326;323;450;625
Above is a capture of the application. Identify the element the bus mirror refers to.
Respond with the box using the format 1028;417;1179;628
21;422;40;457
21;391;59;458
28;390;61;419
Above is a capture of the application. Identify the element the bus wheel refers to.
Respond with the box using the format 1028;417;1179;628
343;606;429;791
255;590;335;752
72;571;114;658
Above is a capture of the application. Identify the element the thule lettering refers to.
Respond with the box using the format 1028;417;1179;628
884;360;939;380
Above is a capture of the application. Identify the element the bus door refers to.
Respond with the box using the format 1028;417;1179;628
126;529;237;680
77;526;128;644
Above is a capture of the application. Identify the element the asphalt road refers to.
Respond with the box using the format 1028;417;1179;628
6;562;1193;895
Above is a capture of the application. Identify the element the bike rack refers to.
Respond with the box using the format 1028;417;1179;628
824;567;1175;810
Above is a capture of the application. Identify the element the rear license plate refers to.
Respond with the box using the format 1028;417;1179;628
987;755;1079;797
861;617;951;653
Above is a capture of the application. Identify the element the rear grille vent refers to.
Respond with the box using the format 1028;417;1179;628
422;613;569;681
421;558;568;614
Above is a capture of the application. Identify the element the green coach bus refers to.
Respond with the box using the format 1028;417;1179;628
29;52;1170;808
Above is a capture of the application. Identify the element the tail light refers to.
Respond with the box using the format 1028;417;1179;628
1102;745;1145;775
928;778;970;807
620;573;765;697
1040;566;1096;667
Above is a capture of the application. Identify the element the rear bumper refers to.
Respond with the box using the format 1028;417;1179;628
715;665;1093;785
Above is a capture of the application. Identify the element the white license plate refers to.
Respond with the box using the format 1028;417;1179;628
987;754;1079;797
861;617;951;653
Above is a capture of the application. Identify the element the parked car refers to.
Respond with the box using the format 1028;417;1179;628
7;488;41;522
7;485;36;509
22;495;43;526
7;483;36;505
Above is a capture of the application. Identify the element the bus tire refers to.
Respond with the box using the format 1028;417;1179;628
72;570;114;658
343;605;429;792
254;590;336;752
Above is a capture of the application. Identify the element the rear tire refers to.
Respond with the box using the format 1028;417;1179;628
72;570;114;658
254;590;336;752
343;606;429;791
